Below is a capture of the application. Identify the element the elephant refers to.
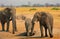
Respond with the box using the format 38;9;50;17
21;16;35;36
0;7;17;34
31;12;53;38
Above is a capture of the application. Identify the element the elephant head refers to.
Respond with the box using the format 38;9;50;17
32;12;47;23
32;12;41;24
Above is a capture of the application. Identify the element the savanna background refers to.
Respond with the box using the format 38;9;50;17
0;7;60;39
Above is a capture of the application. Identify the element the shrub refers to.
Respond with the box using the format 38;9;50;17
52;7;60;10
29;8;37;11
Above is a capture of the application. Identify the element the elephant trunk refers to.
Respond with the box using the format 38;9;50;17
11;8;17;34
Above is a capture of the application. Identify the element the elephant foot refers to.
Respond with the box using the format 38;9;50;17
30;32;33;36
41;35;44;38
15;30;17;32
2;30;5;31
30;31;36;36
27;34;30;36
12;31;15;34
50;35;53;38
30;33;35;36
41;36;44;38
6;30;9;32
45;35;48;37
50;34;53;38
12;33;15;34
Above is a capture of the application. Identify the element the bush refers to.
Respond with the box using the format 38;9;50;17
29;8;37;11
52;7;60;10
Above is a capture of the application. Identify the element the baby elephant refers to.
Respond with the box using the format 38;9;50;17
21;16;35;36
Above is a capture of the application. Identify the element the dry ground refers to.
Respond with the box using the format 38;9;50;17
0;7;60;39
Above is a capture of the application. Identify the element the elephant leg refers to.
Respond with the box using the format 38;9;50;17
12;18;16;34
40;25;43;37
44;27;48;37
51;25;53;37
12;19;17;31
51;25;53;38
14;24;17;31
47;24;53;38
27;29;29;36
30;23;34;35
1;22;5;31
6;21;10;32
25;25;29;36
12;21;15;34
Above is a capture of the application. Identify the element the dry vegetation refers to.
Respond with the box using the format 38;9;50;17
0;7;60;39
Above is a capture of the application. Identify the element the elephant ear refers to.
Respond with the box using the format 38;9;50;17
11;8;17;34
35;12;41;21
4;8;11;13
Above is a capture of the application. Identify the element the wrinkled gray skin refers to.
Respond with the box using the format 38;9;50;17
31;12;53;38
0;7;17;34
22;16;32;36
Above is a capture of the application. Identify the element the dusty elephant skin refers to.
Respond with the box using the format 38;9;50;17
31;12;53;38
21;16;35;36
0;7;17;34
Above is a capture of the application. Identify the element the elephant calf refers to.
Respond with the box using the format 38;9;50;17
21;16;35;36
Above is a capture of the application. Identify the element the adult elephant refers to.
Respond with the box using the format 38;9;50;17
31;12;53;38
0;7;17;34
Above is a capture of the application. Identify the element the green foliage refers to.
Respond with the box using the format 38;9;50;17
29;8;37;11
52;7;60;10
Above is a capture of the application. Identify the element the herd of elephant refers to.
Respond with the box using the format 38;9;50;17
0;7;53;38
